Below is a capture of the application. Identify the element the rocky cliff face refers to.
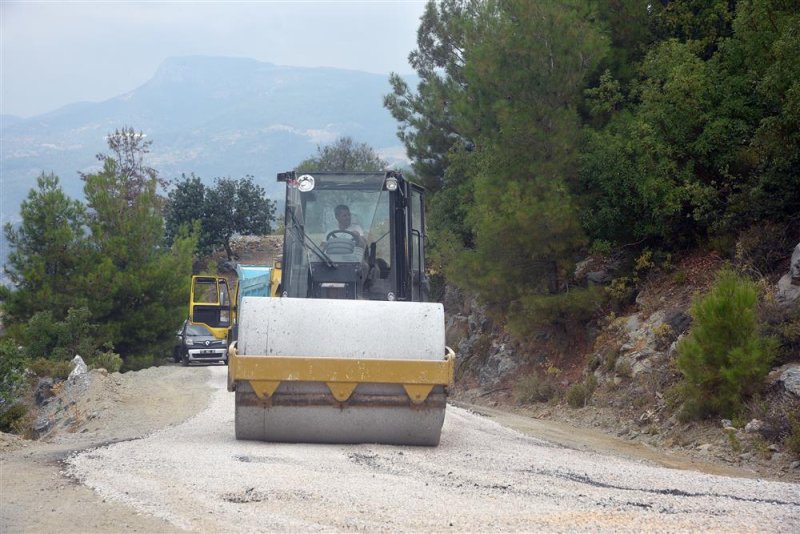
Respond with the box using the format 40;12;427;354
444;287;520;390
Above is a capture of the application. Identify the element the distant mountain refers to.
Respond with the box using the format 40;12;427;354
0;55;413;232
1;114;25;127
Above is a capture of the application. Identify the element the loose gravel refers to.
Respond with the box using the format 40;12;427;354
67;366;800;532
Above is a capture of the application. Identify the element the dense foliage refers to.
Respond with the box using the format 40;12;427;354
1;173;88;325
165;175;276;260
295;136;388;172
387;0;800;328
1;129;196;369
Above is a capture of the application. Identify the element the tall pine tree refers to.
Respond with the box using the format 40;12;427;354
82;129;195;359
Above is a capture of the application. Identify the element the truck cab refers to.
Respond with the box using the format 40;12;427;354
188;275;231;340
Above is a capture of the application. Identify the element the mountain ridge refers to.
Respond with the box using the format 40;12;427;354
1;56;412;226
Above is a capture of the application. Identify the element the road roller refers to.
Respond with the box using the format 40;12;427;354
227;171;454;446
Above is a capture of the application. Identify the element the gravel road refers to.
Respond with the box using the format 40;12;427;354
66;366;800;532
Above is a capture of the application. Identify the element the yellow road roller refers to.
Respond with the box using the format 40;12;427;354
227;171;454;446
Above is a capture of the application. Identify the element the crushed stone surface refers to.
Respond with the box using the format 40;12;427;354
67;366;800;532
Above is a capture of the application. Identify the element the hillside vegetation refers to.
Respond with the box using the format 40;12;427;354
388;0;799;470
387;0;798;313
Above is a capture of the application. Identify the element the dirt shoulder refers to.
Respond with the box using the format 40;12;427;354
452;384;800;484
452;400;772;480
0;365;215;533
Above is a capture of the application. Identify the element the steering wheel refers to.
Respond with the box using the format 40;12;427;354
326;229;360;241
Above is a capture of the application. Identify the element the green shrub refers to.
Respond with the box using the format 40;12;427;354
589;240;612;256
509;286;606;337
514;373;557;404
122;353;155;372
787;416;800;459
23;307;101;362
606;276;637;310
760;303;800;367
706;233;736;259
734;223;794;276
29;358;72;379
671;271;688;285
566;376;597;408
726;430;742;453
676;269;777;420
602;350;619;373
89;350;123;373
566;383;589;408
0;339;26;404
0;404;28;433
615;358;633;378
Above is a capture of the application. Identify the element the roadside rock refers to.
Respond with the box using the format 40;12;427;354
69;355;88;380
616;311;670;377
446;315;469;348
444;286;518;387
664;309;692;337
587;270;614;284
35;378;55;405
67;355;91;398
777;274;800;305
575;255;622;285
776;242;800;305
778;365;800;397
745;419;764;433
446;248;799;483
33;417;50;437
478;343;520;387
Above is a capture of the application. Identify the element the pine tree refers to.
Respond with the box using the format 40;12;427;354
1;173;88;324
451;0;607;312
677;269;777;419
82;130;196;359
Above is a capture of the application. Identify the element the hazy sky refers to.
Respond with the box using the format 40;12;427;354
1;0;427;118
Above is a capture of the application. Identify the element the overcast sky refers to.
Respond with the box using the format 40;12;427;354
1;0;427;118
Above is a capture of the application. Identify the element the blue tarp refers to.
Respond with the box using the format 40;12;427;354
236;264;271;298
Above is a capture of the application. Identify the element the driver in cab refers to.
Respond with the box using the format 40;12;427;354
327;204;366;247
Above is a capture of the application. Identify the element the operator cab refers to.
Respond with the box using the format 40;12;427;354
278;171;428;302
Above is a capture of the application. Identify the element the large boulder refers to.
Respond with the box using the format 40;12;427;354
779;365;800;398
67;355;90;396
68;355;88;380
777;242;800;306
478;342;520;387
574;255;622;285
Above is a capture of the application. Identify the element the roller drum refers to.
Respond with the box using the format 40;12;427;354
235;382;445;446
232;298;450;446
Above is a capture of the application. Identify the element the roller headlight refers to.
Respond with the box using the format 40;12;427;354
385;177;398;191
297;174;315;192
